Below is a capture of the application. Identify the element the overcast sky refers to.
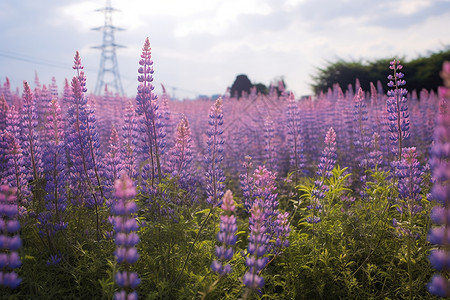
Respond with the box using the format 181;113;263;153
1;0;449;99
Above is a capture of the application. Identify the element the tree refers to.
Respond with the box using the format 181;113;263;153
310;46;450;95
254;83;268;95
230;74;252;99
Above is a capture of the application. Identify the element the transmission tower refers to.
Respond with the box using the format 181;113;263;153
92;0;125;96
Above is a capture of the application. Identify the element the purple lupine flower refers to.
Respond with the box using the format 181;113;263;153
204;97;225;206
395;147;422;214
49;77;58;99
0;185;22;289
121;101;138;179
72;52;104;201
73;51;87;93
0;96;9;180
243;199;268;291
159;86;174;150
104;126;122;202
166;114;197;206
253;165;278;217
241;163;288;256
61;78;72;120
353;87;371;168
428;274;449;298
286;92;304;184
386;59;410;160
38;98;67;239
84;99;104;197
35;85;52;137
135;37;165;187
112;174;140;299
4;107;30;207
20;82;43;201
367;132;383;171
0;95;8;131
167;114;192;178
1;77;12;105
306;128;337;224
65;52;104;240
353;88;371;196
317;127;337;179
66;52;103;210
427;64;450;297
34;72;41;90
211;190;237;275
263;115;278;172
240;156;255;212
66;76;96;207
46;253;62;266
273;211;290;252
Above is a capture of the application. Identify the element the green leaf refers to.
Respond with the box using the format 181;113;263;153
195;208;211;215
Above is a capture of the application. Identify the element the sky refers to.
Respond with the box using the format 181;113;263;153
0;0;450;100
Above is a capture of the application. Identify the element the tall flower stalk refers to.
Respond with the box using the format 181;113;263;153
240;156;255;212
176;97;225;285
353;87;371;168
0;185;22;289
135;37;165;188
38;98;67;249
393;147;423;300
386;59;410;160
204;97;225;206
286;92;304;185
427;62;450;297
104;126;122;201
66;51;103;240
4;107;30;207
167;115;196;206
20;81;43;210
211;190;237;276
121;101;138;180
112;174;140;300
264;115;278;172
243;199;268;296
304;127;337;224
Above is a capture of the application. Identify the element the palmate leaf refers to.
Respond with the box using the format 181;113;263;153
297;184;313;199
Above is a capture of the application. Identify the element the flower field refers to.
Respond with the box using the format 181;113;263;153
1;37;450;299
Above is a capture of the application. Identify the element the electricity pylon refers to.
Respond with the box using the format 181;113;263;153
92;0;125;96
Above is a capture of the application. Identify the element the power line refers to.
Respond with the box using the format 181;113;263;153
0;50;201;98
0;50;70;70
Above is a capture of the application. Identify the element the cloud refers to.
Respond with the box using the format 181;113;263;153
366;1;450;29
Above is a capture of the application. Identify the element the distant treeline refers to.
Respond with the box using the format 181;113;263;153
311;46;450;95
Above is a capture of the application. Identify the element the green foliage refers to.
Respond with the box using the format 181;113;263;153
311;46;450;94
4;165;438;299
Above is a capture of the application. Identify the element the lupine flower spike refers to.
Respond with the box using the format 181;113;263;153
136;37;165;188
20;81;43;208
427;61;450;297
286;92;304;184
112;173;140;300
243;199;268;292
211;190;237;275
386;59;410;160
38;98;67;241
121;101;138;180
306;127;337;224
0;185;22;289
204;97;225;206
